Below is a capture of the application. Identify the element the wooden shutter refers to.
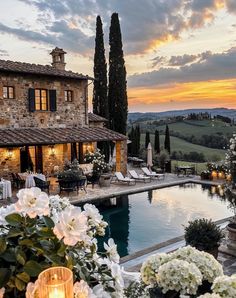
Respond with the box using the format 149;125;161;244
49;89;57;111
28;88;35;112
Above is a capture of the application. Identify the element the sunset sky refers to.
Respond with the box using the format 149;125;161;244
0;0;236;112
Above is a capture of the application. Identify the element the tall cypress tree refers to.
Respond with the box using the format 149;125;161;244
135;125;140;154
145;131;150;149
93;15;109;120
164;125;171;172
108;13;128;135
154;130;160;154
164;125;170;153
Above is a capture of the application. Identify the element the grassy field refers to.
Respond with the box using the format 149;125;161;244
140;133;226;161
139;119;235;138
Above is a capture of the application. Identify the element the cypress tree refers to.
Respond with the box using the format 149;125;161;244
145;131;150;149
164;125;171;172
154;130;160;154
164;125;170;153
93;15;109;120
108;12;128;135
135;125;140;155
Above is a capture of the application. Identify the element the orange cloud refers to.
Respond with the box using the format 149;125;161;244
128;79;236;111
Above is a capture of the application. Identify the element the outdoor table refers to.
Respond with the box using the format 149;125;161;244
176;166;195;176
0;179;12;199
19;173;46;188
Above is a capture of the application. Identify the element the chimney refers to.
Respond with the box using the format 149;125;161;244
50;47;67;71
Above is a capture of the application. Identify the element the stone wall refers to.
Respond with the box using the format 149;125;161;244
116;140;127;174
0;72;88;129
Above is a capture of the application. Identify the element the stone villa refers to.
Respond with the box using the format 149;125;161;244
0;47;127;176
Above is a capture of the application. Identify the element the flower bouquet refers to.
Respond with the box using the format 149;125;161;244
0;187;124;298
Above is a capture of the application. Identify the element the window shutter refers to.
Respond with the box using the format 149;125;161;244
49;90;57;111
28;88;35;112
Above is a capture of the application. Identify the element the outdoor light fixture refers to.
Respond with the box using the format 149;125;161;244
49;145;55;156
6;148;13;159
38;267;73;298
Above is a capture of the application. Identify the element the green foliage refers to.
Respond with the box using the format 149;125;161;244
108;13;128;135
154;130;160;154
155;149;170;170
84;149;110;175
58;159;83;181
184;218;224;251
164;125;170;154
93;15;109;120
128;125;140;156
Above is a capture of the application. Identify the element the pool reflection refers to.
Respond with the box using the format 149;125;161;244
86;183;232;257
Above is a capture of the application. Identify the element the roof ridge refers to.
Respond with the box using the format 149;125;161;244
0;58;93;80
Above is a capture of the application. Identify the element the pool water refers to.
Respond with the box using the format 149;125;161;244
95;183;232;257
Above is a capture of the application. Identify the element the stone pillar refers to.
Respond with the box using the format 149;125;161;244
116;140;127;175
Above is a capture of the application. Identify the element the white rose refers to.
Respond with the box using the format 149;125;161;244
15;187;49;218
104;238;120;263
73;280;96;298
53;206;89;246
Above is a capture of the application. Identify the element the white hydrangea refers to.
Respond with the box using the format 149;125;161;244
171;246;223;283
104;238;120;263
157;259;202;295
92;284;111;298
198;294;222;298
53;206;89;246
140;253;171;285
49;195;71;223
15;187;49;218
212;274;236;298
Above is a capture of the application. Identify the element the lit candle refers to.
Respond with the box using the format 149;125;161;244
49;288;65;298
38;267;73;298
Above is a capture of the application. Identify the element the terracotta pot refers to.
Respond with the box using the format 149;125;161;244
227;223;236;250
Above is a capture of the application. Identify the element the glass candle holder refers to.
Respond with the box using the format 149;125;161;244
38;267;73;298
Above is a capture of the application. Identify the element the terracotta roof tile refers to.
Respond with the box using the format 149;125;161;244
0;127;126;147
88;113;108;122
0;59;93;80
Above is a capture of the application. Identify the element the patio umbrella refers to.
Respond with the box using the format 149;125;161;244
147;142;153;169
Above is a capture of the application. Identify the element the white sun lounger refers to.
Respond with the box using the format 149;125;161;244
114;172;136;185
129;170;151;183
141;167;165;180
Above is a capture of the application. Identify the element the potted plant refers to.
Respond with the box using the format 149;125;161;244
84;149;111;187
184;218;224;258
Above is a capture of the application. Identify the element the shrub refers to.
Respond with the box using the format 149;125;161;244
184;218;224;251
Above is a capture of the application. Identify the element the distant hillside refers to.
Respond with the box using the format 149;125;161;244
128;108;236;122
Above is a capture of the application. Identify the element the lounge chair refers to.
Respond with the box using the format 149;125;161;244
114;172;136;185
141;167;165;180
129;170;151;183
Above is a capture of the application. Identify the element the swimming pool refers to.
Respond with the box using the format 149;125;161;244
94;183;232;257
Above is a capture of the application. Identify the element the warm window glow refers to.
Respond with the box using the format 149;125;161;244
3;86;14;99
35;89;48;111
64;90;73;102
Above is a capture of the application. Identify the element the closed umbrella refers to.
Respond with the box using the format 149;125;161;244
147;142;153;169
